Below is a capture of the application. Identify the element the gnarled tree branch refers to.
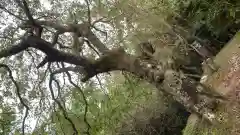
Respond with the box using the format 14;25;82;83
36;20;109;53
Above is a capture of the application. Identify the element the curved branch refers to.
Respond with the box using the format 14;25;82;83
36;20;109;53
62;63;91;135
49;67;78;135
91;17;108;26
92;26;108;41
0;64;29;135
0;4;24;20
26;36;93;67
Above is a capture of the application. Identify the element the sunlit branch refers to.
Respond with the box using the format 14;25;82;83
0;64;29;135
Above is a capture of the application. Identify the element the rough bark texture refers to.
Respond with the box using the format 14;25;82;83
185;32;240;135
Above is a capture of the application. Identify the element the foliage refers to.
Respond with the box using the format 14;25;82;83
39;73;166;135
177;0;240;43
0;104;16;135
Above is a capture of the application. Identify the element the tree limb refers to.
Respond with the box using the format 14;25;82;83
0;34;222;124
21;0;34;23
0;40;29;58
36;20;109;53
0;4;24;20
51;66;84;75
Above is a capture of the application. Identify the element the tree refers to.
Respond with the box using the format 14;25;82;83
0;0;226;134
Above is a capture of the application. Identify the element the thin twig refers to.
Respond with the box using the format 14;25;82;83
84;39;100;56
84;0;91;25
49;66;78;135
0;64;29;135
0;4;24;20
61;62;91;135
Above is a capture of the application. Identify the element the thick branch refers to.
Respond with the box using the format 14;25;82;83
52;66;83;75
79;48;220;123
0;36;93;69
36;21;109;53
87;30;109;53
0;40;29;58
81;48;165;82
27;36;93;67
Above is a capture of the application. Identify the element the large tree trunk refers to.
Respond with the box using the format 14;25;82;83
185;32;240;134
